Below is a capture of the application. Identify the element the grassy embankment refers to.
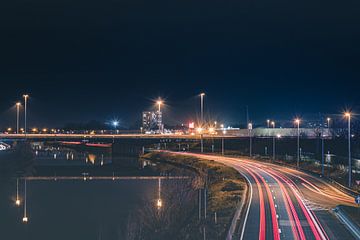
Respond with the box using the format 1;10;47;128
141;151;247;239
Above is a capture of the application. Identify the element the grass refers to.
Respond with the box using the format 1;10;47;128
141;151;246;239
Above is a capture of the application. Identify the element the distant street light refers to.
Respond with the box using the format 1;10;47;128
200;93;205;153
294;118;301;168
271;121;275;162
23;94;29;135
112;120;119;130
156;100;163;133
16;102;21;134
275;134;281;161
248;123;253;157
267;119;270;128
345;112;352;187
157;100;163;113
200;93;205;124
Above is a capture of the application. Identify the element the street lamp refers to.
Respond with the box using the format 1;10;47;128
23;94;29;135
345;112;352;187
294;118;301;168
156;100;163;113
267;119;270;128
200;93;205;124
112;120;119;133
248;123;253;157
271;121;275;162
200;93;205;153
16;102;21;134
156;100;163;134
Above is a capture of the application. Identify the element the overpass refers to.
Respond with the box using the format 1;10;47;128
0;127;331;141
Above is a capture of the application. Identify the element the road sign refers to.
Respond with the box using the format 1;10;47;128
355;195;360;205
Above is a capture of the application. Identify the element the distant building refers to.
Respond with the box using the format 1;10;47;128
142;111;163;132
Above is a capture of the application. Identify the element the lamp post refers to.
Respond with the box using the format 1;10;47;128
322;117;331;177
345;112;352;187
23;95;29;135
267;119;270;128
112;120;119;132
248;123;253;157
295;118;301;168
271;121;275;162
200;93;205;153
200;93;205;124
157;100;163;134
321;117;325;176
16;102;21;134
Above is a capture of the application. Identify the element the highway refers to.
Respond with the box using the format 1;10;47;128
0;133;237;140
169;152;356;240
21;176;190;181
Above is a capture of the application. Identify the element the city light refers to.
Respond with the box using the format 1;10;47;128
156;100;163;112
23;94;29;135
15;178;20;207
208;127;215;134
16;102;21;134
344;111;352;187
294;118;301;168
157;198;163;209
112;120;119;128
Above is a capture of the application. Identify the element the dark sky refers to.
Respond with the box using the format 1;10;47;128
0;0;360;128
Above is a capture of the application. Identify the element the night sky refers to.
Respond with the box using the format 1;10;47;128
1;0;360;128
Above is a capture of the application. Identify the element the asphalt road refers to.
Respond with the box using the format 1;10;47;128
172;152;356;240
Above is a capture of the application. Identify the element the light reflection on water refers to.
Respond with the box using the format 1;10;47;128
0;177;195;240
32;142;112;166
0;142;197;240
0;179;158;240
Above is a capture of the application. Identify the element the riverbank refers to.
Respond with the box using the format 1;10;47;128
141;151;247;240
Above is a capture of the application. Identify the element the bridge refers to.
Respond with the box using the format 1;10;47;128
0;127;331;141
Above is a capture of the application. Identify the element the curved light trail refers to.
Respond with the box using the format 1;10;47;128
166;151;356;240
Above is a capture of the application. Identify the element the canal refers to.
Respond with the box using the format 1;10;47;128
0;141;197;240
